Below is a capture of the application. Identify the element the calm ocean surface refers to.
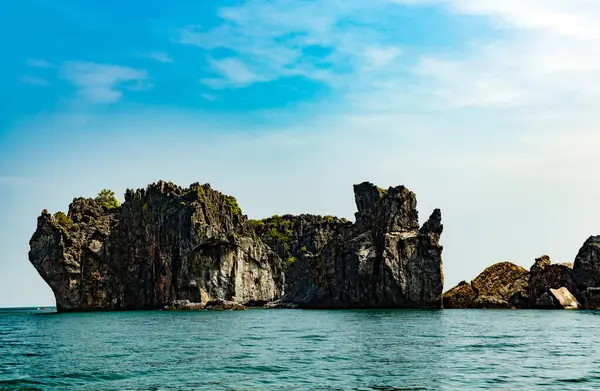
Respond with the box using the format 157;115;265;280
1;308;600;390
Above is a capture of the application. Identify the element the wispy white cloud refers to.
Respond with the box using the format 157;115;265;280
146;52;173;63
201;57;266;88
20;75;49;87
60;62;149;103
177;0;600;116
382;0;600;110
201;93;217;101
178;1;403;89
27;59;53;68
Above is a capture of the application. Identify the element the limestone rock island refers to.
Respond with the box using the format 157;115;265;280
29;181;444;312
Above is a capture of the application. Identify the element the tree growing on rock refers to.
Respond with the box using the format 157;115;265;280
95;189;120;210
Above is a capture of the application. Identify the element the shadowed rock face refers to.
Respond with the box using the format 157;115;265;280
29;181;283;312
255;182;445;309
573;236;600;288
30;181;444;312
528;256;578;308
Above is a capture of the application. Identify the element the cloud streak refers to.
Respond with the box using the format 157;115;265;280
27;59;53;68
178;1;403;89
146;52;173;63
175;0;600;116
20;75;49;87
60;62;149;103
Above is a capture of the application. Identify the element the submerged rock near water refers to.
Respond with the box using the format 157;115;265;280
29;181;444;312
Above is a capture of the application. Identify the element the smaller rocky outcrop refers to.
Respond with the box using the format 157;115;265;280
528;255;578;308
446;247;600;310
164;298;247;311
442;281;476;308
164;300;206;311
263;300;300;309
204;300;247;311
443;262;528;309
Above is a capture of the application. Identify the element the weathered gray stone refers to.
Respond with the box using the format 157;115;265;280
164;300;206;311
260;182;444;309
574;236;600;289
29;181;283;312
204;300;247;311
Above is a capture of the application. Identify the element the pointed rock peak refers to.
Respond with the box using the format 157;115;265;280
420;208;443;236
531;254;552;272
353;182;387;216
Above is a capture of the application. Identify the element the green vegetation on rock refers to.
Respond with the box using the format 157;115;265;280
287;256;296;265
269;227;291;243
95;189;120;210
224;195;242;215
54;211;73;230
249;219;264;229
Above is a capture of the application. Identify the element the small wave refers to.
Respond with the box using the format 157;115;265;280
556;377;594;383
21;352;44;357
297;334;328;341
0;378;45;387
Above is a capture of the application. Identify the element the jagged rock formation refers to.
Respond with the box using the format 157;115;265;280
445;242;600;309
443;262;528;309
573;236;600;308
255;182;444;309
29;182;283;312
573;236;600;289
251;214;350;298
528;256;578;309
30;181;444;312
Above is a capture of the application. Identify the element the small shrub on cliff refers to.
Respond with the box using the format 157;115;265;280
54;211;73;230
249;219;264;230
95;189;120;210
269;228;291;243
300;246;308;253
287;256;296;265
224;195;242;215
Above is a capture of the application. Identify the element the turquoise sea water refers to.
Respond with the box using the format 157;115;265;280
1;308;600;390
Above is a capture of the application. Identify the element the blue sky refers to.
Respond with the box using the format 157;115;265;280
2;0;600;307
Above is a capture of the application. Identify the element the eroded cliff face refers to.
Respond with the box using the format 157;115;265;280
255;182;445;309
29;181;283;312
